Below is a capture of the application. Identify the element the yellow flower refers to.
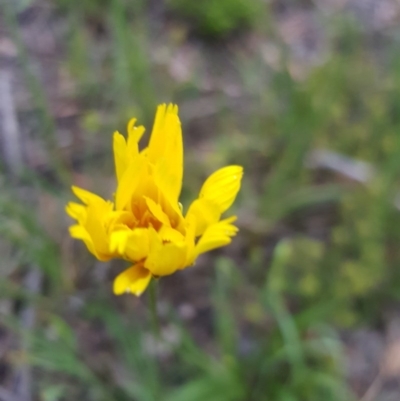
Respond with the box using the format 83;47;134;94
66;104;243;296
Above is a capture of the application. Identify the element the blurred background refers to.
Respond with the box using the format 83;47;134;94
1;0;400;400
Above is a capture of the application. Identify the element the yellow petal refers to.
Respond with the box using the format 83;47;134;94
105;211;136;233
148;104;173;162
125;228;150;261
113;264;151;296
126;121;142;163
114;120;143;184
127;118;145;150
199;166;243;213
109;230;130;254
132;170;184;231
109;228;149;262
182;215;197;267
144;196;171;226
144;228;187;276
82;200;114;258
158;225;184;244
149;104;183;203
156;189;185;232
194;216;238;257
69;185;113;259
69;224;91;242
71;186;106;206
185;198;220;236
113;131;128;183
65;202;86;222
148;104;167;156
69;224;110;261
115;152;146;210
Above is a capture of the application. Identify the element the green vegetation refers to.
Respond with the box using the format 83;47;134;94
168;0;264;39
1;0;399;400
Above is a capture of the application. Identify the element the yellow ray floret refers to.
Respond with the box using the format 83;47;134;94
66;104;243;296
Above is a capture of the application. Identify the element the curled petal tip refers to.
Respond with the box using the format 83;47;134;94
113;264;151;296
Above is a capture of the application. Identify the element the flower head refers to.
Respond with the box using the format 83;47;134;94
66;104;243;296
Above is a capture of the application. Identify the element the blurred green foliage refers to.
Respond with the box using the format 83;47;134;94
167;0;264;39
3;0;400;400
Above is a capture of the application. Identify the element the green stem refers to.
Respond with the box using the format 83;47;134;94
148;279;161;398
148;278;160;338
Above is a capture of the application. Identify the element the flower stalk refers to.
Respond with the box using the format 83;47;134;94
148;278;160;338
